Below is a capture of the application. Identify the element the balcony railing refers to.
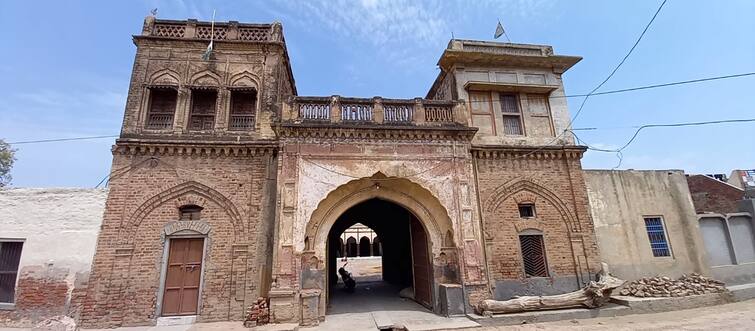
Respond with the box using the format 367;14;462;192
284;96;463;127
229;114;255;130
146;114;174;130
144;18;280;43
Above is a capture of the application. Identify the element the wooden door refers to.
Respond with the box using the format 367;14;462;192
162;238;204;316
410;216;432;308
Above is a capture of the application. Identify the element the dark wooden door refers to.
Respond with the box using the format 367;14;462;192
410;216;432;308
162;238;204;316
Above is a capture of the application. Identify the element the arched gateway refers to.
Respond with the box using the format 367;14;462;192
290;173;461;322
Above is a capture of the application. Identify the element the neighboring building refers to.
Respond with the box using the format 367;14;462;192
338;223;380;257
8;16;601;328
728;169;755;198
687;174;745;214
0;188;107;328
697;199;755;286
585;170;709;281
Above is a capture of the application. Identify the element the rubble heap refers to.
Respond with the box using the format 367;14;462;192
244;297;270;327
618;273;727;297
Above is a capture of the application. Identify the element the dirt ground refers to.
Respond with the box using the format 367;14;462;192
464;298;755;331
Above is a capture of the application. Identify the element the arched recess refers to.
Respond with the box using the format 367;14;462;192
229;71;261;89
346;237;357;257
372;237;382;256
123;181;244;244
359;236;371;257
149;69;181;86
304;172;455;259
190;70;222;87
483;179;579;233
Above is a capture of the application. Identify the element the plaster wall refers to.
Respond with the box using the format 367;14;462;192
451;65;573;146
584;170;709;281
0;188;107;326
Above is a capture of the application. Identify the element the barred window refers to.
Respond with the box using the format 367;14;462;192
499;94;523;135
0;241;23;303
189;90;217;131
519;234;548;277
146;88;177;130
644;217;672;257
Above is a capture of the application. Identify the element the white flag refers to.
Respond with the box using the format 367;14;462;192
494;21;505;39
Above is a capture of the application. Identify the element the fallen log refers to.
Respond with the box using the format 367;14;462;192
476;266;625;316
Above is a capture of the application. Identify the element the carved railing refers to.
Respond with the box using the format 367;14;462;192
341;103;373;122
229;114;255;130
146;19;278;42
384;103;414;123
424;103;454;123
146;114;174;129
286;96;462;126
298;101;331;121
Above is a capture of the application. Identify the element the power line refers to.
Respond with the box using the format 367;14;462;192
559;72;755;99
574;118;755;169
569;0;668;126
9;135;119;145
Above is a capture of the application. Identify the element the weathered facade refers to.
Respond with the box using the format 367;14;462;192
585;170;709;281
0;188;107;327
76;16;601;328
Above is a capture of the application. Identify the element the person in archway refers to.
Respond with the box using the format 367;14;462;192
338;262;356;293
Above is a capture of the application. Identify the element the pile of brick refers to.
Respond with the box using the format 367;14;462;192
244;297;270;327
618;273;727;297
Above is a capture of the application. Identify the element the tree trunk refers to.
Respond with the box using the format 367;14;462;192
476;271;624;316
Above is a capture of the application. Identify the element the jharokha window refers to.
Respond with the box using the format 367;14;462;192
229;89;257;131
179;205;203;221
519;234;548;277
146;88;178;130
499;93;524;136
189;89;218;131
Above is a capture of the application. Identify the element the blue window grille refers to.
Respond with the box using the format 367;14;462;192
644;217;671;257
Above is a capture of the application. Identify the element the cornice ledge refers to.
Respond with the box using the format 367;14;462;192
471;145;586;160
113;141;279;157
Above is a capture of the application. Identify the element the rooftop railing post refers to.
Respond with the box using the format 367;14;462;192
142;15;155;36
414;98;425;125
373;97;384;124
185;19;198;38
454;100;468;126
330;95;341;123
227;21;239;40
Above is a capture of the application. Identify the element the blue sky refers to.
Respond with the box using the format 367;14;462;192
1;0;754;188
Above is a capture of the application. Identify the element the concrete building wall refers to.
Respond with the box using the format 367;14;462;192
0;188;107;327
585;170;709;281
698;199;755;285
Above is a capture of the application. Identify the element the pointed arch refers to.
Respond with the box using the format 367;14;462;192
304;172;454;256
483;179;579;232
149;69;181;86
229;71;261;88
123;181;244;243
190;70;222;87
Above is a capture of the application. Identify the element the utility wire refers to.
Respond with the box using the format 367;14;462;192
9;135;119;145
573;118;755;169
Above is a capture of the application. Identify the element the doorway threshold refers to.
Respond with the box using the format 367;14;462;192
156;315;197;326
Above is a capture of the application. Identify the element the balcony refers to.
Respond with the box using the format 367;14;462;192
283;96;465;127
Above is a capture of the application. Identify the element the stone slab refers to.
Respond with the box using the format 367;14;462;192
728;283;755;302
156;316;196;326
253;323;300;331
609;292;733;313
467;304;629;327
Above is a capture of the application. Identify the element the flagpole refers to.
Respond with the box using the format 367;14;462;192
499;19;511;42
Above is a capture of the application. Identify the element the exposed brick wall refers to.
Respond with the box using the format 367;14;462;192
79;150;276;328
0;266;81;328
687;175;744;214
474;151;601;299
